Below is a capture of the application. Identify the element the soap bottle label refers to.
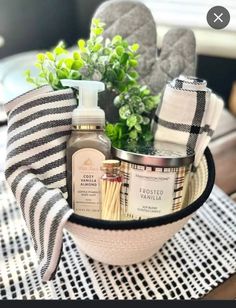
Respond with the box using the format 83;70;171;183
72;148;105;218
127;168;176;218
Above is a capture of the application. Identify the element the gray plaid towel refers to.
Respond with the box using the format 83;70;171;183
4;85;76;281
152;76;224;166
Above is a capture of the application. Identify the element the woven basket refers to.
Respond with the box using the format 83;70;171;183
65;147;215;266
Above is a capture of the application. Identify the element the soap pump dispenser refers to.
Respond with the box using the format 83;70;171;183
61;80;111;218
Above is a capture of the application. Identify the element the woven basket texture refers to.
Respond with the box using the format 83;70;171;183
66;155;210;265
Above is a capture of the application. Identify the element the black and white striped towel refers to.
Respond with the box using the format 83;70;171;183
4;85;77;281
152;76;224;167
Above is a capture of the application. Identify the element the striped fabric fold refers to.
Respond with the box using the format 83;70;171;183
152;75;224;167
4;85;77;281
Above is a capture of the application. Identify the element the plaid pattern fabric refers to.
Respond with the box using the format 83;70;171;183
120;161;190;219
4;86;77;281
152;76;224;167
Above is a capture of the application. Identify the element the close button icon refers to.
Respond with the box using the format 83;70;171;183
207;6;230;30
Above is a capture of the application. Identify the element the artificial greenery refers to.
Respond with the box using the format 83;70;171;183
25;18;160;143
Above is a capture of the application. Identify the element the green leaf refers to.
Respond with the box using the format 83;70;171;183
127;114;137;128
81;53;90;62
52;78;60;87
37;53;45;62
92;43;102;52
26;77;34;83
153;94;161;106
120;53;129;65
116;69;125;81
115;46;124;56
140;85;150;96
108;50;117;60
103;47;110;55
142;116;150;125
65;58;74;69
131;95;142;105
73;52;81;60
116;123;126;139
145;99;156;112
131;43;139;52
119;105;131;120
136;115;143;124
39;72;46;78
135;102;145;114
46;52;55;61
92;27;104;36
128;71;139;79
129;129;138;140
71;59;83;70
70;71;80;79
105;123;115;138
143;130;153;142
56;69;68;79
121;41;128;48
117;83;127;92
128;86;140;96
54;46;66;56
56;58;65;69
129;59;138;67
112;35;122;44
78;39;86;51
113;95;123;108
92;18;102;27
106;69;117;82
105;122;127;142
49;72;54;83
135;123;142;132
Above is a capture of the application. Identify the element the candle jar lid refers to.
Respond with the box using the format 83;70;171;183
112;141;195;168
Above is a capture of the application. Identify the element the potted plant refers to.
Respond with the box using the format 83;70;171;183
25;18;160;145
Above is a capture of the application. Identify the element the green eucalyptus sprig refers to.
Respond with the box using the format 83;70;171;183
25;18;160;144
107;84;160;141
25;41;84;89
77;19;140;93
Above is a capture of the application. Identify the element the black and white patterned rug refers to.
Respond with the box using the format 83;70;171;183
0;174;236;299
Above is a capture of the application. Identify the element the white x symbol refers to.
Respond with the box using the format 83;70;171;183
213;12;223;22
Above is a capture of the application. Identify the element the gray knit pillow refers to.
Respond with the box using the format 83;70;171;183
93;0;196;95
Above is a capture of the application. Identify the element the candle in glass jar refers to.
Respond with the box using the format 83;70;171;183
112;141;195;220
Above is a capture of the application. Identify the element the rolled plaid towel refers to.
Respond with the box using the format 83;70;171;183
4;85;77;281
152;76;224;167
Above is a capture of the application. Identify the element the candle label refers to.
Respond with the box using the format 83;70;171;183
72;148;105;218
127;168;176;218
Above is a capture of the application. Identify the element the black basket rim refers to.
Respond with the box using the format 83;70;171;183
68;147;215;230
